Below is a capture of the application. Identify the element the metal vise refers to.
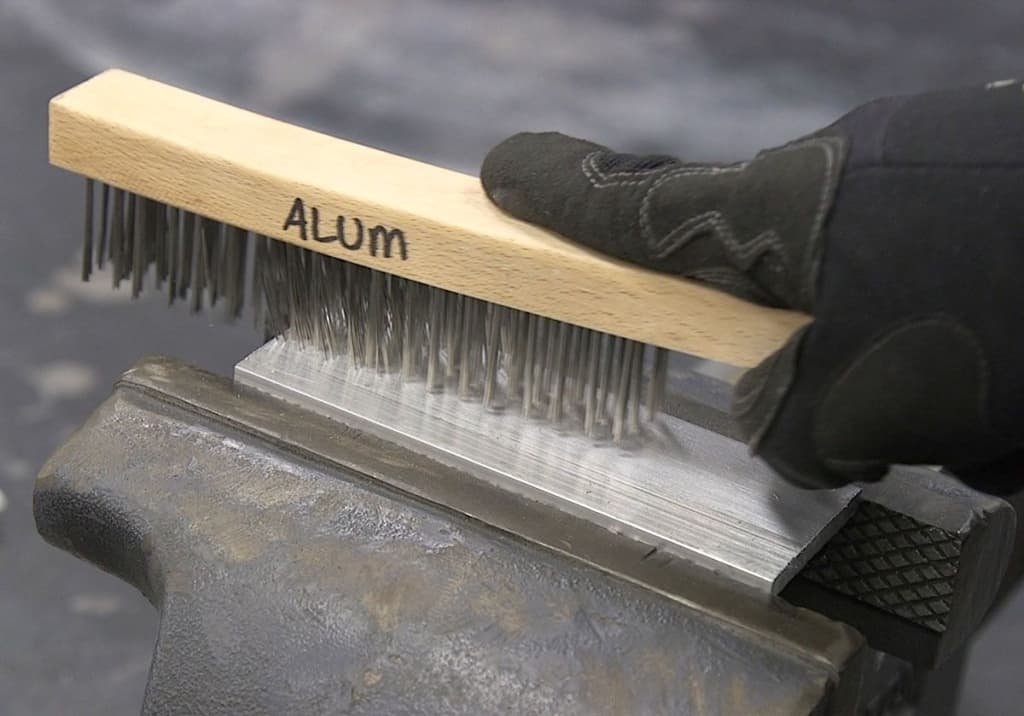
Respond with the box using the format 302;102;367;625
33;355;1020;715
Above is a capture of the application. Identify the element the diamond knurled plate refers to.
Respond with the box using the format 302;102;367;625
799;501;963;633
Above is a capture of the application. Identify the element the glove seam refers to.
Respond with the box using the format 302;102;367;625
782;135;845;311
633;137;844;311
580;151;690;186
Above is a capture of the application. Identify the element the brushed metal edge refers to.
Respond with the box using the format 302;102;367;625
235;340;860;593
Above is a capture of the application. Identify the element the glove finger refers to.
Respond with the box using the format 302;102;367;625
481;131;845;311
480;131;682;267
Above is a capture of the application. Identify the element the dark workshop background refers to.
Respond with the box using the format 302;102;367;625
1;1;1022;713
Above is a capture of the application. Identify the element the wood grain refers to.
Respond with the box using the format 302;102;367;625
48;69;809;367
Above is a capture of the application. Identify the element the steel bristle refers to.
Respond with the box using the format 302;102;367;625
80;179;667;441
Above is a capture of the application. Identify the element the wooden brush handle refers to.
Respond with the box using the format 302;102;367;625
49;69;809;367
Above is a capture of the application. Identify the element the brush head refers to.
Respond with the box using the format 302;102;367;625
53;70;807;369
80;179;669;442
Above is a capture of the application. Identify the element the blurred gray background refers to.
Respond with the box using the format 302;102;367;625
1;1;1022;713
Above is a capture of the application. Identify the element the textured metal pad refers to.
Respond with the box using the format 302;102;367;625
236;340;860;593
798;501;962;633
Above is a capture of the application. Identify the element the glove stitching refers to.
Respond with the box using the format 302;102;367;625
581;150;741;188
581;151;679;184
646;210;787;271
637;167;740;244
761;136;843;308
636;138;842;304
580;151;658;187
580;138;842;310
783;136;844;308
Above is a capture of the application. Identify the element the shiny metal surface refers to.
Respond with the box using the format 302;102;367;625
236;339;860;593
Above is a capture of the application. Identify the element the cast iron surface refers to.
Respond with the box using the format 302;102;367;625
34;357;866;715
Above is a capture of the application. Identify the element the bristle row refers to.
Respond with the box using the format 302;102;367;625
81;180;667;441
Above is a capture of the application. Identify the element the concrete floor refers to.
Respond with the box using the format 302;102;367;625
1;2;1022;713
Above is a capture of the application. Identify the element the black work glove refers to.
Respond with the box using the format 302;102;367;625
480;80;1024;494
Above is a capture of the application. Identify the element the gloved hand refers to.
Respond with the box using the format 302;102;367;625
480;80;1024;494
